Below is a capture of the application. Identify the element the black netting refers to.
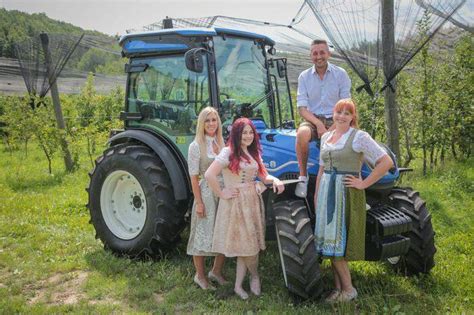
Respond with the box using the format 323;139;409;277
79;34;121;56
13;33;84;97
416;0;473;33
306;0;466;94
3;0;472;97
125;3;332;88
127;2;325;57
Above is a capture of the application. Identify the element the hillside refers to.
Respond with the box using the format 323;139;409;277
0;8;114;58
0;9;125;95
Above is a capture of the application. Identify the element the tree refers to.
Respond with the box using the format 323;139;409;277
33;104;60;174
0;95;36;156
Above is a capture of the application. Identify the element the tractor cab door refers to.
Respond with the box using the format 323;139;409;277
126;54;211;157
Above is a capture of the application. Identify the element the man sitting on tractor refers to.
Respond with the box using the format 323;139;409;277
295;39;352;198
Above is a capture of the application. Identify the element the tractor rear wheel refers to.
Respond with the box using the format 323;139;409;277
273;199;323;299
87;144;186;257
387;187;436;275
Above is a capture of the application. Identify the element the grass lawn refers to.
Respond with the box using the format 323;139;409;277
0;142;472;314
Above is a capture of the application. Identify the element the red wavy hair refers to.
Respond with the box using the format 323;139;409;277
228;118;266;176
334;98;359;128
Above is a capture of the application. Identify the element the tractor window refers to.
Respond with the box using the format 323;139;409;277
127;55;210;136
214;37;272;130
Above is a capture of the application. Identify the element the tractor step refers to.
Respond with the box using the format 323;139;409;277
365;235;411;261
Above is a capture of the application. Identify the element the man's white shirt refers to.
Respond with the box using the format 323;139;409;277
296;62;351;118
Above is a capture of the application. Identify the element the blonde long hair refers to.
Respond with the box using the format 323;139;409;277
195;106;224;149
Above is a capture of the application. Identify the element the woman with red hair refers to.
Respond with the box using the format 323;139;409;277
205;117;284;300
314;99;393;302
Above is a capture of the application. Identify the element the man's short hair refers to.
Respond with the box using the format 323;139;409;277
311;39;328;46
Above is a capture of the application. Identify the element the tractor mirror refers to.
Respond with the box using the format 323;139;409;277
276;59;286;78
185;48;205;73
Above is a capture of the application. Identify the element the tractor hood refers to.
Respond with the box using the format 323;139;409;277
258;128;318;178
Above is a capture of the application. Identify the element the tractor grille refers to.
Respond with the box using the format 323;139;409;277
279;172;300;180
366;205;412;237
365;205;412;261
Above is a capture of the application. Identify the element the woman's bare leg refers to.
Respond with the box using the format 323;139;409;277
234;257;249;299
244;255;261;296
331;260;342;291
332;259;353;292
210;254;228;284
193;255;210;289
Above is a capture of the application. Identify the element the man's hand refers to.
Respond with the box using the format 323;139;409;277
298;107;327;137
315;121;328;138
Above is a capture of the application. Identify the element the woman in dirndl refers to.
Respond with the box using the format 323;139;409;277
205;117;284;300
314;99;394;302
187;106;228;290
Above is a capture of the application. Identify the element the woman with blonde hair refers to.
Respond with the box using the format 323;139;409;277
187;106;227;290
314;99;393;302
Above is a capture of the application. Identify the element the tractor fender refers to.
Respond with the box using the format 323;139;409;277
108;129;190;201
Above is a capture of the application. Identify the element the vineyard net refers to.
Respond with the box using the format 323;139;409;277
13;33;84;97
1;0;472;96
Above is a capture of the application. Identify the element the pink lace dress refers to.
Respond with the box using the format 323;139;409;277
211;147;266;257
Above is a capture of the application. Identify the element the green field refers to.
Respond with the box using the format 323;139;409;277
0;143;472;314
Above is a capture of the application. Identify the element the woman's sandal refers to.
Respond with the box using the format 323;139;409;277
193;274;216;291
336;287;358;302
234;287;249;300
208;271;229;285
249;275;261;296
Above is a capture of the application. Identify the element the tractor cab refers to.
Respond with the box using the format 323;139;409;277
119;27;294;160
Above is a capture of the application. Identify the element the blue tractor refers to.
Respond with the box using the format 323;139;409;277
87;25;436;299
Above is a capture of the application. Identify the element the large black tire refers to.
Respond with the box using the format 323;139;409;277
87;144;187;257
387;187;436;275
273;199;323;299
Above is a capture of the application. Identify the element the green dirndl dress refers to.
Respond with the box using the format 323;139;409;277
314;129;367;261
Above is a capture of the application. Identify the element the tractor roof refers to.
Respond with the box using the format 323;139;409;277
119;27;275;56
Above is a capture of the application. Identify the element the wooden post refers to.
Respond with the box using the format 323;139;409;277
39;33;74;172
382;0;400;162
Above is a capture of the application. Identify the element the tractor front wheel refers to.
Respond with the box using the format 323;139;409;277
387;187;436;275
273;199;323;299
87;144;186;257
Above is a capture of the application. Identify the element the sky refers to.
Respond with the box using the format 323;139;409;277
1;0;304;36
